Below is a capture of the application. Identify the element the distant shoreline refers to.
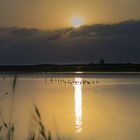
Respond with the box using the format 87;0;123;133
0;64;140;72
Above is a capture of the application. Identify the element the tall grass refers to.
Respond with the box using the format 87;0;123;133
0;105;52;140
30;105;52;140
0;76;69;140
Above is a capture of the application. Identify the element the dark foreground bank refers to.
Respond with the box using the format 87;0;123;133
0;64;140;72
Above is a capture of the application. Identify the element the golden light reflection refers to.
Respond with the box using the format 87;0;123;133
73;77;83;134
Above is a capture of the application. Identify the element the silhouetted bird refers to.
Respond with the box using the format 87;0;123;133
5;92;8;95
96;80;99;84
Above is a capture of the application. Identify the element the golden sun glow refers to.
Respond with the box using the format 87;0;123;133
71;17;84;28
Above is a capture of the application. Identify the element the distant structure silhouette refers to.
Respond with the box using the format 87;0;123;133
100;59;105;65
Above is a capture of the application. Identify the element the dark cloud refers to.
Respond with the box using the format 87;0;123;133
11;28;39;37
0;20;140;64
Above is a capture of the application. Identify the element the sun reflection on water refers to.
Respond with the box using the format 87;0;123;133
73;77;83;134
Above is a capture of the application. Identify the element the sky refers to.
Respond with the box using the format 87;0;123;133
0;0;140;29
0;0;140;64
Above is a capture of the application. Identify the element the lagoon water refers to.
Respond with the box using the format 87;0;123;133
0;73;140;140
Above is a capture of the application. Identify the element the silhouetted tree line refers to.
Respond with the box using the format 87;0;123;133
0;63;140;72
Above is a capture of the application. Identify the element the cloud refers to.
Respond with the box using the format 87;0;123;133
11;28;39;37
0;20;140;64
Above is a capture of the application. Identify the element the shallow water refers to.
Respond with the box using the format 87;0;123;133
0;73;140;140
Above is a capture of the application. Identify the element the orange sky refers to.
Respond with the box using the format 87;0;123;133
0;0;140;29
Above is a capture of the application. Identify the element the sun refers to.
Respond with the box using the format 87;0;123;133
71;17;84;28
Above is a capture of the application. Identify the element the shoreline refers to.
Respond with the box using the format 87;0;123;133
0;64;140;73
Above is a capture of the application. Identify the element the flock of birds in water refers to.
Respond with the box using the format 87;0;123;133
1;77;100;96
46;78;99;86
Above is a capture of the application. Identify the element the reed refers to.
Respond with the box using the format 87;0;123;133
0;76;69;140
0;103;73;140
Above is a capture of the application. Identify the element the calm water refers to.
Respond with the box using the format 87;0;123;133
0;73;140;140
